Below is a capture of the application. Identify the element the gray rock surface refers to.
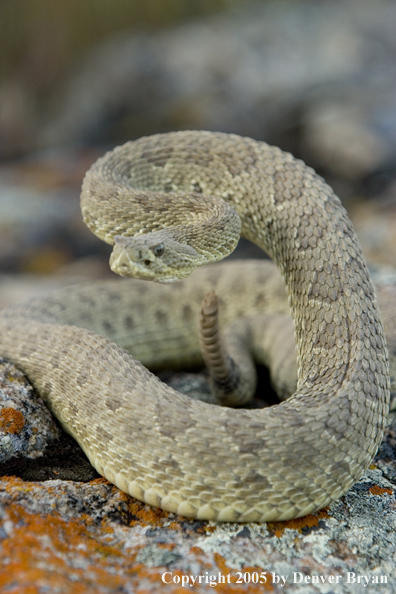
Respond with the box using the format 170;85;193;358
0;358;99;482
42;0;396;186
0;358;60;462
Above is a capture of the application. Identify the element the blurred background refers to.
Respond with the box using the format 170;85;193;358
1;0;396;308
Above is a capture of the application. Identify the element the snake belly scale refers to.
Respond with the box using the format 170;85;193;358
0;131;390;522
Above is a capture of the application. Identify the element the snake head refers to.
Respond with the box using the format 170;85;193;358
109;231;200;283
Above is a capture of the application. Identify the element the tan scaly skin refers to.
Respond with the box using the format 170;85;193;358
0;131;390;522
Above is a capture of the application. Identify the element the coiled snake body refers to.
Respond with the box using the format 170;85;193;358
0;131;390;522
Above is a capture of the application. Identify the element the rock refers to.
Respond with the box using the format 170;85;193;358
0;461;395;592
0;359;99;482
0;358;61;463
0;150;111;275
349;195;396;267
41;0;396;187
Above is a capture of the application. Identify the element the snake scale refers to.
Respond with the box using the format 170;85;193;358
0;131;390;522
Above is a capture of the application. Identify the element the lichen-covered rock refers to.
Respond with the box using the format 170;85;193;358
0;464;395;593
0;359;99;482
0;358;60;462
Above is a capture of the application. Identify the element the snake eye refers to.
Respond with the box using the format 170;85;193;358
154;243;165;257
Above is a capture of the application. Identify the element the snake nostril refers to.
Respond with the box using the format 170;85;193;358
144;260;151;266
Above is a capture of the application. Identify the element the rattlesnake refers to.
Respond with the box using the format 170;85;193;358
0;131;390;522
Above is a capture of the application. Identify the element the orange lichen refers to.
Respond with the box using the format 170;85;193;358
194;523;217;534
90;477;112;485
0;477;283;592
214;552;232;573
213;553;273;592
187;545;212;571
1;475;33;493
0;407;25;434
190;546;205;556
0;497;201;593
267;508;330;537
369;485;393;496
128;499;171;526
124;497;192;531
0;503;125;593
157;543;176;550
89;479;175;529
202;523;217;533
169;519;195;531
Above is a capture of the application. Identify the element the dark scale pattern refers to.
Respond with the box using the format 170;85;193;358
0;131;390;522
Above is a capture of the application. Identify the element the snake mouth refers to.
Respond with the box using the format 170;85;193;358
155;276;180;284
109;243;180;282
108;236;153;279
108;244;143;276
110;250;156;279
